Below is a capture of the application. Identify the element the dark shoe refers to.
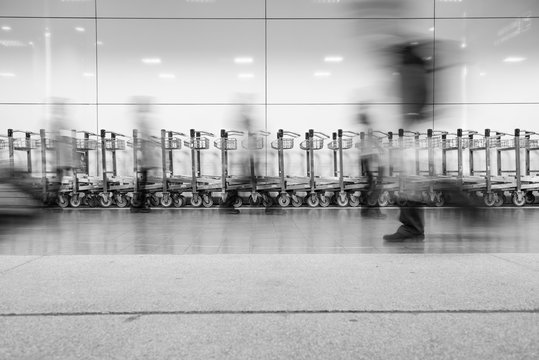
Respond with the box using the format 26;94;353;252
383;232;425;242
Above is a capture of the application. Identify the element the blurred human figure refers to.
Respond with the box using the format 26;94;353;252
49;99;75;182
131;97;158;213
356;104;386;219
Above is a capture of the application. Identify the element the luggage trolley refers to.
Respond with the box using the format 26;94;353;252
493;129;539;207
67;131;100;208
38;129;76;206
241;130;276;206
521;129;539;204
327;129;361;207
214;129;246;207
300;129;332;207
130;129;166;208
270;129;307;207
159;129;190;207
185;129;218;207
99;129;131;208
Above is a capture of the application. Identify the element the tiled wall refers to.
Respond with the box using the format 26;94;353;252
1;0;538;176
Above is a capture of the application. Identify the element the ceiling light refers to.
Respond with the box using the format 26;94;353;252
324;56;343;63
83;72;95;77
142;58;162;64
75;27;85;32
314;71;331;77
158;73;175;79
503;57;526;63
0;73;15;77
234;57;253;64
44;32;51;38
479;72;486;76
96;40;104;45
1;26;11;31
429;27;435;32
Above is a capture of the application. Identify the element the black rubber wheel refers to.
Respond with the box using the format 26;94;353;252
277;194;291;207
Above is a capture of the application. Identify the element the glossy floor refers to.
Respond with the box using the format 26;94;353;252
0;207;537;255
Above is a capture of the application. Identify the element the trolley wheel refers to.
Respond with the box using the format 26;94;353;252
190;194;203;207
377;190;391;207
249;194;262;207
173;194;186;208
494;193;505;207
306;194;319;207
348;194;360;207
99;194;113;208
231;196;243;208
292;196;303;207
483;193;496;207
277;194;291;207
512;192;526;207
336;194;349;207
319;194;331;207
202;194;214;208
433;192;446;207
116;194;129;208
160;194;173;207
262;194;273;207
525;192;535;204
69;195;82;208
57;194;69;208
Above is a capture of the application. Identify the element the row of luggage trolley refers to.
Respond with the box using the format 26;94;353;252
2;127;539;208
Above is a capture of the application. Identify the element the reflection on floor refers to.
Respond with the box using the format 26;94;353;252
0;207;537;255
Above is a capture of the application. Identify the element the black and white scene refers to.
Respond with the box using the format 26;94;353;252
0;0;538;358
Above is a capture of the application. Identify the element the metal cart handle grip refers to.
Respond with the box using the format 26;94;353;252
168;131;187;137
198;131;214;137
227;130;244;136
77;131;99;136
522;130;538;135
13;130;39;135
342;131;360;136
254;130;271;136
283;131;300;137
313;132;330;139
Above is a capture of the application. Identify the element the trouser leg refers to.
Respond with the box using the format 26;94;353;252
397;202;424;235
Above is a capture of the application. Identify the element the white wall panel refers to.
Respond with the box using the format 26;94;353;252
97;20;265;104
0;19;96;103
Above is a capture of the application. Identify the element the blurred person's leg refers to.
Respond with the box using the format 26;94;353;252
361;156;385;219
384;202;424;241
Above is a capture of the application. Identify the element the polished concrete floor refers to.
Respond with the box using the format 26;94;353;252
1;207;538;255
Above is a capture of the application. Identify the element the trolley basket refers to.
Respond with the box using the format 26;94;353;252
271;138;295;150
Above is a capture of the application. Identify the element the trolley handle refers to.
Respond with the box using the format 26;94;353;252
198;131;214;137
283;131;300;138
342;131;360;137
249;130;270;137
431;130;448;135
521;129;538;136
13;130;39;135
77;131;99;137
461;130;478;135
227;130;244;137
165;130;187;137
103;130;127;137
491;130;511;136
313;131;330;139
